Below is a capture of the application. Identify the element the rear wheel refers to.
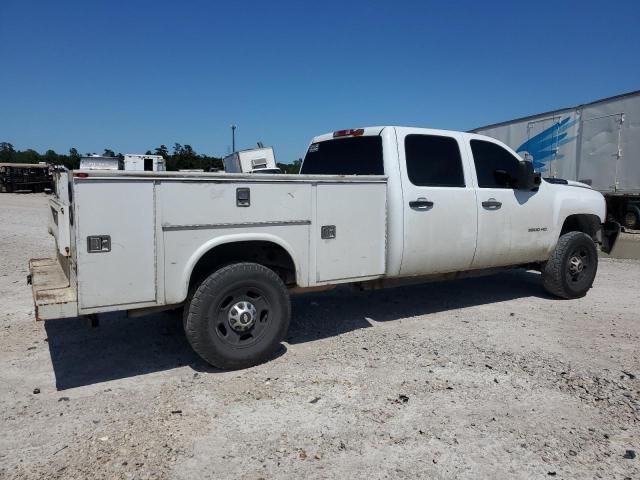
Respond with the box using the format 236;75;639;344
184;262;290;369
542;231;598;299
623;207;640;229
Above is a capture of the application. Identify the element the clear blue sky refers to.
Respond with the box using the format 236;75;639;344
1;0;639;163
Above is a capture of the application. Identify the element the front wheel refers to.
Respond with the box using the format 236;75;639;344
184;262;291;369
542;231;598;299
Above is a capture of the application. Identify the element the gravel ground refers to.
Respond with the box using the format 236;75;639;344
0;193;638;480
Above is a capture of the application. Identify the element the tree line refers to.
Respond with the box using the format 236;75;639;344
0;142;301;174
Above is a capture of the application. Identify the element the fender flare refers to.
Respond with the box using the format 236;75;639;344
178;233;301;302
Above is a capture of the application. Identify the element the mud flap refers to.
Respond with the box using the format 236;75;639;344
601;221;621;254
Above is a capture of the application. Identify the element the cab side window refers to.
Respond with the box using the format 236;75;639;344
405;134;465;187
470;139;520;189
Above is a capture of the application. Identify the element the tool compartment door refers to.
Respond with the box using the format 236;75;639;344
315;182;386;282
76;181;156;309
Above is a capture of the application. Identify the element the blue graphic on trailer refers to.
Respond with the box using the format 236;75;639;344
516;116;577;172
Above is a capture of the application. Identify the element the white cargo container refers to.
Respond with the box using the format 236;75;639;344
223;147;280;173
472;91;640;228
79;156;120;170
124;154;166;172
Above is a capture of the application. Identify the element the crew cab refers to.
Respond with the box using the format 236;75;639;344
29;126;618;369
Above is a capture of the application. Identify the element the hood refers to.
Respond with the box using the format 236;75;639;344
565;180;593;189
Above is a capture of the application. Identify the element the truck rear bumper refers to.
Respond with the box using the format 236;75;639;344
28;258;78;321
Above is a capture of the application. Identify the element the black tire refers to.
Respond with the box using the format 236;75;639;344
542;231;598;299
623;207;640;229
183;262;290;369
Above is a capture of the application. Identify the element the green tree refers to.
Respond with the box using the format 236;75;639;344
0;142;16;163
183;145;194;155
0;142;225;172
276;158;302;174
171;143;201;169
43;149;59;165
154;145;169;158
68;148;81;169
18;149;41;165
181;145;198;169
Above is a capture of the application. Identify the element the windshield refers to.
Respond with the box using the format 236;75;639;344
300;136;384;175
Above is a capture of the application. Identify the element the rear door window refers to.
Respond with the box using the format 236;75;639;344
300;136;383;175
404;134;465;187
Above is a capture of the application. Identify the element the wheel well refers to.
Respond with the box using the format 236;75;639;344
189;241;297;292
560;214;601;239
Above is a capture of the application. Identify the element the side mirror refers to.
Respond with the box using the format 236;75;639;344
517;161;541;190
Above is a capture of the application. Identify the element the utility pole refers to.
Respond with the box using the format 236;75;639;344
231;124;237;152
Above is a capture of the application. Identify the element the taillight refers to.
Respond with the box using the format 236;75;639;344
74;172;89;178
333;128;365;138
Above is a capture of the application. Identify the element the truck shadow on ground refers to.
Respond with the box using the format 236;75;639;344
44;311;202;390
45;269;548;390
287;269;549;344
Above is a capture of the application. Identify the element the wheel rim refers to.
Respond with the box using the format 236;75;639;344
567;247;590;284
228;301;257;332
212;286;271;346
624;211;637;228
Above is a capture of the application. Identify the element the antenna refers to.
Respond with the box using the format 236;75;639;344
230;124;237;152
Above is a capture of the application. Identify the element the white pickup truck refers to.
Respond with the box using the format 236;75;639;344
29;126;618;369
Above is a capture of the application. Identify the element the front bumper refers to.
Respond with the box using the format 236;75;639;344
28;258;78;321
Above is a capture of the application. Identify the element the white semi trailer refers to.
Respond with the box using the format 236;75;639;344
472;91;640;228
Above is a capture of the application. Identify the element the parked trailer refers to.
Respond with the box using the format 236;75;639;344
79;156;122;170
124;154;166;172
223;147;281;173
472;91;640;228
0;163;52;193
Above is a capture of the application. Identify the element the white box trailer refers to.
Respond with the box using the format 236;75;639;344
124;154;166;172
79;156;121;170
472;91;640;228
223;147;280;173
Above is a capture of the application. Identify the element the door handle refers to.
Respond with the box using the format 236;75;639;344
409;198;434;210
482;198;502;210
